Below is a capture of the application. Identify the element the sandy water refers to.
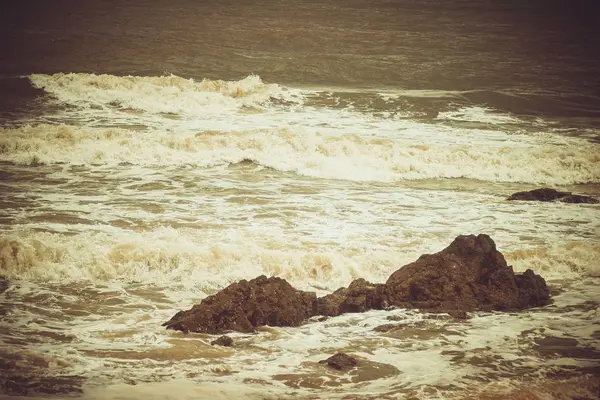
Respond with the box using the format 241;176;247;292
1;0;600;398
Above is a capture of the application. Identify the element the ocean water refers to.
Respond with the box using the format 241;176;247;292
1;0;599;399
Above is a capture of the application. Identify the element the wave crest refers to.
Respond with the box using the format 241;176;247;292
29;73;302;115
2;124;600;185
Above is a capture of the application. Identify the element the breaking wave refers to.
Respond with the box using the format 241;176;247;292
1;124;599;185
1;230;598;289
28;73;303;115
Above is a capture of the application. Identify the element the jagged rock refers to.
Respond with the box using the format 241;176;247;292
0;277;8;294
508;188;598;204
385;234;550;312
163;275;317;334
319;353;357;370
316;278;387;317
211;335;233;347
165;235;550;334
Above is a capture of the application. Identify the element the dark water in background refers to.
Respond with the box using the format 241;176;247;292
1;1;600;399
2;0;600;112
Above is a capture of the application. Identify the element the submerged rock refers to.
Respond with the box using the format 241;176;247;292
165;235;550;334
163;275;316;334
211;335;233;347
508;188;598;204
319;353;357;370
385;234;549;312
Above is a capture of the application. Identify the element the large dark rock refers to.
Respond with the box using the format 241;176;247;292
163;275;317;334
508;188;598;204
385;234;549;312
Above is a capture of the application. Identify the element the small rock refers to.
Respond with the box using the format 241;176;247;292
507;188;598;204
211;335;233;347
559;194;599;204
319;353;357;370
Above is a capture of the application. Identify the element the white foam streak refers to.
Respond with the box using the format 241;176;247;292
437;106;522;124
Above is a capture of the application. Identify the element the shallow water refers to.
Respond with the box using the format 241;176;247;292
1;0;599;399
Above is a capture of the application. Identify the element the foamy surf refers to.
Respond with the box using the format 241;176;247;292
2;226;599;292
1;277;597;400
2;123;599;185
28;73;304;116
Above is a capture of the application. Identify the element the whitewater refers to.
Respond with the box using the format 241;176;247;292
1;72;599;399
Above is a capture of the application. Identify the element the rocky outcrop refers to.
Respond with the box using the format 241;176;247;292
165;235;550;334
163;275;316;334
508;188;598;204
319;353;357;370
384;234;549;312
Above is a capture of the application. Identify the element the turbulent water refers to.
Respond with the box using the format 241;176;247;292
1;1;599;399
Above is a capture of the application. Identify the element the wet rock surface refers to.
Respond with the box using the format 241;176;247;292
508;188;598;204
165;235;550;334
211;335;233;347
164;275;316;334
385;234;549;312
319;353;357;370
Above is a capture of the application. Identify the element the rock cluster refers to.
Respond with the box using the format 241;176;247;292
508;188;598;204
164;235;550;334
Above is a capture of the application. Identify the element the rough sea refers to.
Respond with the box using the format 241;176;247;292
1;0;599;398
